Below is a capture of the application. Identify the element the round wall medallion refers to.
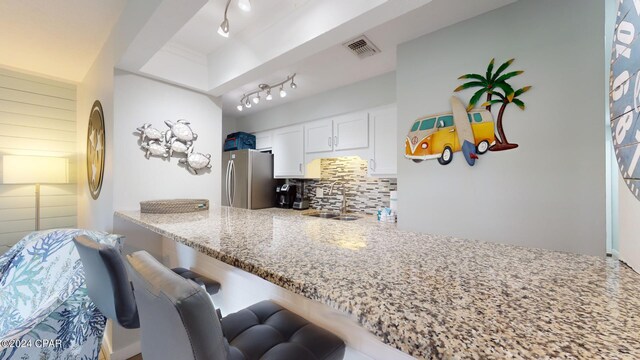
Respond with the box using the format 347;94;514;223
611;1;640;201
87;100;105;200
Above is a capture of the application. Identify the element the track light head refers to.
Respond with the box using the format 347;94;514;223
245;98;251;108
238;0;251;12
290;80;297;89
218;18;229;37
280;86;287;98
253;94;260;104
266;89;273;101
236;104;243;111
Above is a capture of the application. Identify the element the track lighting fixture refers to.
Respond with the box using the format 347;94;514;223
218;0;231;37
218;0;251;38
236;74;297;111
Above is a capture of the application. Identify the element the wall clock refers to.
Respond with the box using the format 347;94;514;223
611;0;640;201
87;100;105;200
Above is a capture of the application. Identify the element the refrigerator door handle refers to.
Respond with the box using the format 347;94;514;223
230;160;236;207
226;160;232;206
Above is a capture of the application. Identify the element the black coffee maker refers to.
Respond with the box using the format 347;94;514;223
276;184;297;208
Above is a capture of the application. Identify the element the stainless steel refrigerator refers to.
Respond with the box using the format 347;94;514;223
222;150;276;209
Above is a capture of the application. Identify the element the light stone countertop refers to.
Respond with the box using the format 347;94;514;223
115;207;640;359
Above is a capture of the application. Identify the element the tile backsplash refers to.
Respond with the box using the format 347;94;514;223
289;157;396;214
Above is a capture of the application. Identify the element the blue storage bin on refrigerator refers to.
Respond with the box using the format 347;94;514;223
224;132;256;151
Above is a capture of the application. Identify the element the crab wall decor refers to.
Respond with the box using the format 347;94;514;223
134;119;211;174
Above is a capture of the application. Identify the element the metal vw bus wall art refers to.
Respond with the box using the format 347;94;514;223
405;58;531;166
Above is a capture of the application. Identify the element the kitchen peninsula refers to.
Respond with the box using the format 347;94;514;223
115;207;640;359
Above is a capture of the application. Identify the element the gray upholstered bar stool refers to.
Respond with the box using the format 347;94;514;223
73;235;221;330
127;250;346;360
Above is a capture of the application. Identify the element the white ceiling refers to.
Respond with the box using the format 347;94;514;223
0;0;127;82
0;0;516;114
170;0;313;55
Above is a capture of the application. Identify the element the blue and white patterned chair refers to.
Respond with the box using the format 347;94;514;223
0;229;123;360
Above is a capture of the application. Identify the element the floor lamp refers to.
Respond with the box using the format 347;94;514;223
2;155;69;231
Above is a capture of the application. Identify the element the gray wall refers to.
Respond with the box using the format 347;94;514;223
396;0;606;255
236;71;396;133
222;115;237;141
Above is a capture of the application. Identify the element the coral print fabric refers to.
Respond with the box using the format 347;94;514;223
0;229;122;360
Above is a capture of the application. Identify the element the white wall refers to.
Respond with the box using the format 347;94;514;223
396;0;606;256
77;35;116;233
619;176;640;270
236;72;396;133
113;71;222;211
0;67;77;252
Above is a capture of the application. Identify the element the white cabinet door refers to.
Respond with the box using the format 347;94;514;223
272;124;304;177
305;119;333;153
254;130;272;150
369;105;397;177
334;112;369;151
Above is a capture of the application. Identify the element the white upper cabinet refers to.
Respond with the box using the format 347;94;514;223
254;130;273;150
333;111;369;151
368;105;397;177
305;119;333;153
272;124;304;178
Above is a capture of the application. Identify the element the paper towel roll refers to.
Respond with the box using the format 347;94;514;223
390;191;398;211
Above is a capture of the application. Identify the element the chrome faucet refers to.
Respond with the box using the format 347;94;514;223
329;181;348;214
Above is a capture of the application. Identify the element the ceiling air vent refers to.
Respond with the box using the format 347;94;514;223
343;35;380;59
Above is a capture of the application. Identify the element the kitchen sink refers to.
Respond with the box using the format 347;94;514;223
309;213;339;219
332;215;360;221
305;211;339;218
304;211;360;221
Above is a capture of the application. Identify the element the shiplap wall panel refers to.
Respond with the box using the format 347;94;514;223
0;136;75;153
0;88;75;110
0;74;76;100
0;124;75;142
0;184;77;196
0;68;77;253
0;68;75;90
0;112;76;131
0;195;76;209
0;100;75;121
0;206;75;222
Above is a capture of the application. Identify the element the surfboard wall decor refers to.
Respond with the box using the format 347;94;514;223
404;58;530;166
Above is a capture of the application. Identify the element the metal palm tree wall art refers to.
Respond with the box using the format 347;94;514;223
134;120;212;175
455;58;531;151
404;57;531;167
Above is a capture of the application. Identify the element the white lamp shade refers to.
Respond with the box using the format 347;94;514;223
2;155;69;184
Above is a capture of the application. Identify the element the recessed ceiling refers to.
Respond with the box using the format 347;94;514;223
124;0;517;117
0;0;127;82
224;0;517;117
170;0;313;56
